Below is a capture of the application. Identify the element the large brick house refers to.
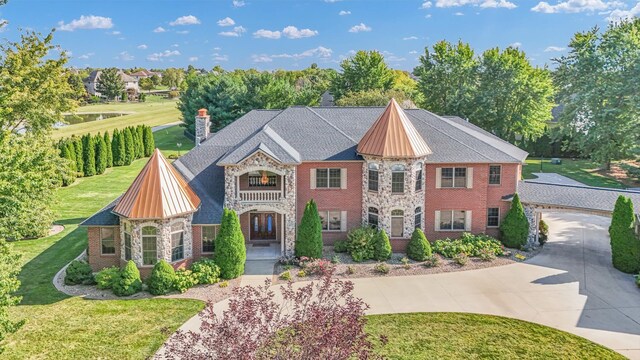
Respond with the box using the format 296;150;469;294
82;99;528;275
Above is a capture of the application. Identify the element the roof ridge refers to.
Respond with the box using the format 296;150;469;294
523;180;640;193
305;107;356;143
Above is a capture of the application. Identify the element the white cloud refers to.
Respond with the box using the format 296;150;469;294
382;50;406;62
217;17;235;26
509;42;522;48
403;36;419;40
171;43;179;47
425;14;433;18
189;56;199;62
169;15;200;26
252;54;273;63
109;30;121;35
57;15;114;31
531;0;622;13
254;29;281;39
177;30;190;34
153;26;167;33
544;46;566;52
147;50;181;61
213;47;222;50
607;2;640;21
137;44;148;49
421;1;433;9
339;10;351;15
480;0;517;9
255;46;333;63
435;0;516;8
282;26;318;39
78;52;94;59
213;53;229;61
219;26;246;37
409;50;418;54
232;0;245;7
117;51;134;61
349;23;372;33
454;11;465;15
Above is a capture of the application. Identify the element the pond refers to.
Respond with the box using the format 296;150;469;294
56;112;130;127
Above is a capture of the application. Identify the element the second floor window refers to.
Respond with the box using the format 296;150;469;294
441;167;467;188
316;168;341;189
415;162;423;191
391;164;405;194
489;165;501;185
368;163;379;192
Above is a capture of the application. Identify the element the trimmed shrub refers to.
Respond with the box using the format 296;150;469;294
113;260;142;296
372;229;392;261
94;133;107;175
148;260;176;295
295;199;323;258
333;239;348;253
143;126;155;157
433;233;503;258
609;196;640;273
82;134;96;177
174;269;199;293
500;193;529;248
95;266;120;290
346;226;377;262
104;131;113;168
191;258;221;284
538;219;549;246
65;260;94;285
214;209;246;279
407;228;432;261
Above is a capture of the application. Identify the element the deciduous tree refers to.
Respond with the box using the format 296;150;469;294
0;238;24;354
331;50;394;100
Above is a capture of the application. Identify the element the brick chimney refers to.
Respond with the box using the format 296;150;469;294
194;108;210;145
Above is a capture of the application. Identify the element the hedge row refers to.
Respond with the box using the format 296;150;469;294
57;125;155;185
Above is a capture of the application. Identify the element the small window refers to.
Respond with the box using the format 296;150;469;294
487;208;500;227
124;232;132;261
316;168;341;189
415;207;422;229
202;225;218;253
171;223;184;262
391;209;404;237
142;226;158;265
368;163;379;192
439;210;466;231
100;228;115;255
489;165;501;185
441;167;467;188
454;168;467;188
441;168;454;188
391;165;405;194
415;163;423;191
368;207;379;228
319;211;342;231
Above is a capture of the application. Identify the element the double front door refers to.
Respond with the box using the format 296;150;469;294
250;212;277;240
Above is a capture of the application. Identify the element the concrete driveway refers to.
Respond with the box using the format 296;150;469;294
171;212;640;358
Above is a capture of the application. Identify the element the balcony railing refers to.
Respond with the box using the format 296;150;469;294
239;190;283;203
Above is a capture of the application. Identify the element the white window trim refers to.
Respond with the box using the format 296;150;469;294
140;224;159;267
487;207;500;228
390;208;405;238
436;167;473;189
368;207;379;228
170;226;185;262
489;164;502;186
414;207;423;230
312;168;345;189
319;210;347;232
100;227;116;256
435;210;472;231
201;225;218;254
391;165;406;194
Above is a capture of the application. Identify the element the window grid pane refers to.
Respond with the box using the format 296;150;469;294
329;168;341;188
142;237;157;265
415;207;422;229
202;226;216;253
392;172;405;193
441;168;453;188
171;231;184;262
101;228;115;254
124;233;132;260
316;169;328;188
368;207;379;228
440;211;453;230
415;169;423;191
368;170;379;191
453;211;466;230
319;212;328;231
489;165;501;185
454;168;467;188
487;207;500;227
391;217;404;237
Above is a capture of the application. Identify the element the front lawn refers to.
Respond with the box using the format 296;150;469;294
153;124;194;157
366;313;624;359
5;132;203;358
523;158;627;189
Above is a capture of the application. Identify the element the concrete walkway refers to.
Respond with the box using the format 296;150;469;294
530;172;585;186
151;121;182;132
170;212;640;359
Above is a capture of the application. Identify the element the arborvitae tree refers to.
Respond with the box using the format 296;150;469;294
81;134;95;177
143;125;155;156
94;133;107;175
407;228;432;261
609;196;640;273
73;136;83;175
58;140;76;186
373;229;392;261
214;209;246;279
65;140;76;167
500;193;529;248
112;129;123;166
123;127;135;165
135;125;145;159
295;199;323;258
148;260;176;295
103;131;113;168
112;260;142;296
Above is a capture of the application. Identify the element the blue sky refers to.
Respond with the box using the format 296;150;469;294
1;0;639;70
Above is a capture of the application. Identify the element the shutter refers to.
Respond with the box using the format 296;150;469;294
466;167;473;188
340;211;347;232
435;168;442;189
434;211;441;231
341;168;347;189
465;210;472;231
310;168;316;189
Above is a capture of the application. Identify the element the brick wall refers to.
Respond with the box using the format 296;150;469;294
87;226;121;272
296;162;363;245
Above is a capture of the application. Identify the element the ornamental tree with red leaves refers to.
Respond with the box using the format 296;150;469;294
162;269;385;360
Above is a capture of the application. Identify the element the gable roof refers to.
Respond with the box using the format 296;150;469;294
113;149;201;219
217;124;301;165
357;99;432;158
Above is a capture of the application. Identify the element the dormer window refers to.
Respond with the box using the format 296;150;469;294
368;163;379;192
391;164;405;194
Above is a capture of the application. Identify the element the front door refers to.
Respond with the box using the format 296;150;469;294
250;212;277;240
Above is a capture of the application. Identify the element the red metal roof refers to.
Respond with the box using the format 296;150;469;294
113;149;201;219
357;98;432;158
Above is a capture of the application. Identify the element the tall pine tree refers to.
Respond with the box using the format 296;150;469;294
103;131;113;168
135;125;145;159
123;127;134;165
73;136;83;175
82;134;96;177
94;133;107;175
295;199;323;258
143;125;155;156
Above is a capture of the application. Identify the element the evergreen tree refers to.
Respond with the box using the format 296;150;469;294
407;228;432;261
103;131;113;168
65;140;76;169
214;209;246;279
500;193;529;248
111;129;122;166
148;260;176;295
57;140;76;186
373;229;392;261
609;196;640;273
123;127;134;165
94;133;107;175
96;68;125;101
295;199;323;258
143;125;155;156
81;134;95;177
135;125;145;159
73;136;83;175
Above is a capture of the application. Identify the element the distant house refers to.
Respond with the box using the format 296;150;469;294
128;69;163;81
320;91;334;106
84;70;140;99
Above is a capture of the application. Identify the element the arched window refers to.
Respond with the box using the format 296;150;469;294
368;163;379;192
368;207;379;228
391;209;404;237
391;165;405;194
171;222;184;262
415;162;423;191
415;207;422;229
142;226;158;265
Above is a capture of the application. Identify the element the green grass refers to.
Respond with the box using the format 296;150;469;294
523;158;626;189
51;99;181;139
153;124;194;157
366;313;624;359
5;133;203;359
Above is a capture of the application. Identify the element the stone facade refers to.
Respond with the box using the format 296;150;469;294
223;151;297;255
361;156;426;238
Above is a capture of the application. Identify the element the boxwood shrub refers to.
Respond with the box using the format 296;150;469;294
65;260;95;285
433;233;503;258
95;266;120;290
113;260;142;296
346;226;377;262
148;260;176;295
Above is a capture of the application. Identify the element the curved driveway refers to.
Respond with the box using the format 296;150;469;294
172;212;640;359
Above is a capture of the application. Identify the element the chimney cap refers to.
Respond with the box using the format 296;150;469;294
197;108;208;117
